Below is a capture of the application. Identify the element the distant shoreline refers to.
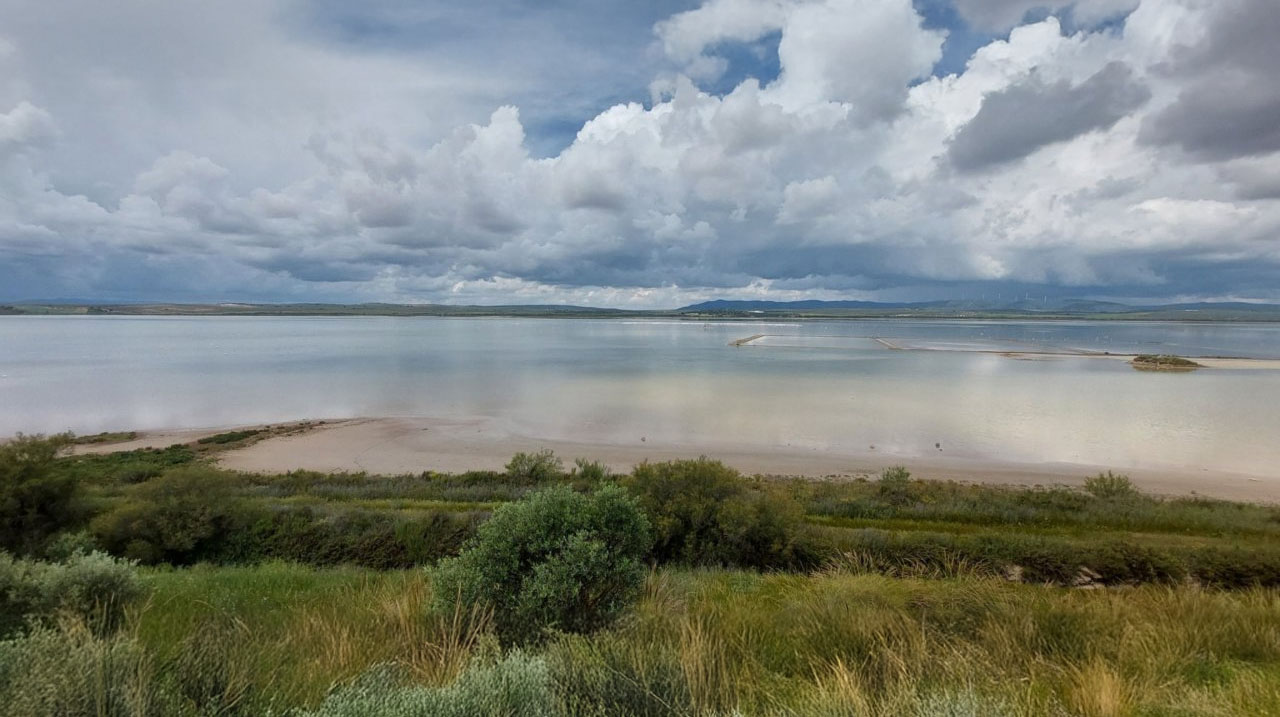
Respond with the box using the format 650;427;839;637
68;416;1278;503
6;300;1280;322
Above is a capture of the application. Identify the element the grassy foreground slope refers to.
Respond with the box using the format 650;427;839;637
4;434;1280;715
3;563;1277;715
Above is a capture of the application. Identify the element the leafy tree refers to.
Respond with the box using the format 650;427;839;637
0;434;81;555
432;484;650;645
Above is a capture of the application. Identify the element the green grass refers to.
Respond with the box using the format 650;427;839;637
104;564;1280;715
801;477;1280;538
52;444;197;485
48;448;1280;586
70;431;138;445
196;429;264;445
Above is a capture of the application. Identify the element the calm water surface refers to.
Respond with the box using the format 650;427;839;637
2;316;1279;476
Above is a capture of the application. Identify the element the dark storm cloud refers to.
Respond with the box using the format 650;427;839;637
1139;0;1280;160
948;62;1150;171
1222;163;1280;201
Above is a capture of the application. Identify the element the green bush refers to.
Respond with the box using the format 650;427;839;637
246;469;532;504
245;507;482;569
299;652;555;717
0;551;146;638
432;485;651;645
878;465;915;506
42;531;99;561
623;458;811;569
504;450;564;483
570;458;611;482
1083;471;1139;500
90;467;251;565
0;433;83;555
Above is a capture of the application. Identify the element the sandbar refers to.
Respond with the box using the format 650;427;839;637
207;416;1279;502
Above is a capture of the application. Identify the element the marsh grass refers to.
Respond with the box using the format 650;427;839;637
803;477;1280;538
2;563;1269;716
132;564;494;708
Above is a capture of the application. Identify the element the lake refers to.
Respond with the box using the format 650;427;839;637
2;316;1279;477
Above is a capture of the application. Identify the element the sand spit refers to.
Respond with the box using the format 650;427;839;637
67;420;340;455
209;416;1279;502
732;334;1280;369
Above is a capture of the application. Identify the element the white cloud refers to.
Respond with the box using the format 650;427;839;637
0;0;1278;306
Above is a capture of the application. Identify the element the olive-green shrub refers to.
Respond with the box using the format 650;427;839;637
432;484;651;645
623;458;811;569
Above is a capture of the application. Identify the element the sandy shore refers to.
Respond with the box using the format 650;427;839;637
200;416;1280;502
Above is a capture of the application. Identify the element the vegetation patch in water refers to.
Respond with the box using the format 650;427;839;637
1132;354;1202;370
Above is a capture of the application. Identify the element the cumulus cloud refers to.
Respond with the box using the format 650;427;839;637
0;0;1278;306
1138;0;1280;160
951;0;1140;31
0;102;56;155
948;61;1151;171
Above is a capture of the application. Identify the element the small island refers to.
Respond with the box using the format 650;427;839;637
1131;354;1203;371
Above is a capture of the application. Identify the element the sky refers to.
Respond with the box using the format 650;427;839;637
1;0;1278;308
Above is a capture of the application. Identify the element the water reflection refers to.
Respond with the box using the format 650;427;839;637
1;316;1278;476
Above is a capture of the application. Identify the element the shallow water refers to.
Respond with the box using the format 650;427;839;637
2;316;1279;476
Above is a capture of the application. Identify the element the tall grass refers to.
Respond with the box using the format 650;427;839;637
5;563;1277;715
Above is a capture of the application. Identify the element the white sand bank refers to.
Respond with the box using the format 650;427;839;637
211;416;1279;502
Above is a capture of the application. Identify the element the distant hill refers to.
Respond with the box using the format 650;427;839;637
678;299;918;311
676;299;1280;320
0;302;642;318
6;299;1280;321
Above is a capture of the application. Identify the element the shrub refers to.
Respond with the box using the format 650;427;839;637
29;551;147;636
1083;471;1139;500
432;485;651;645
300;652;555;717
0;553;36;637
247;507;482;569
42;531;99;561
0;620;166;717
623;458;811;569
504;450;564;483
0;551;146;638
571;458;611;482
0;433;82;555
90;466;251;565
877;465;915;506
